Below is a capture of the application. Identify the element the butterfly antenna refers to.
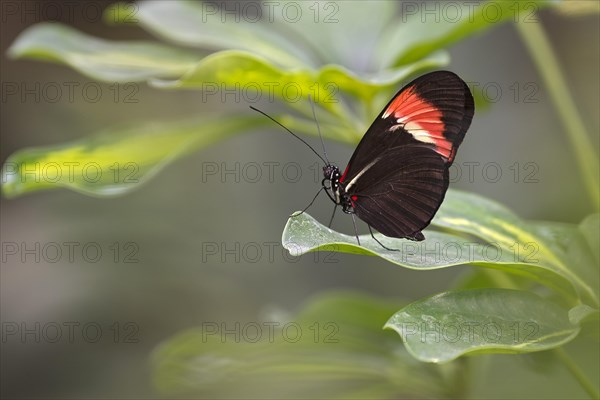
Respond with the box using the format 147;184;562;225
308;95;330;164
249;106;327;165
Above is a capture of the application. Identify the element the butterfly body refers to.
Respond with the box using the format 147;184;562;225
321;164;353;214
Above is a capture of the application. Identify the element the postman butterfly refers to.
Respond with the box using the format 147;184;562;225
252;71;474;249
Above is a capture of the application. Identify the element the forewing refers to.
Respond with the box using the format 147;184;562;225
340;71;474;184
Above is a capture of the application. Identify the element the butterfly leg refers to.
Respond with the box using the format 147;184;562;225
294;186;324;217
328;204;337;228
350;213;361;246
368;225;399;251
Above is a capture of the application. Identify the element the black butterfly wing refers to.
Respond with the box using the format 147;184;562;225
340;71;474;240
347;145;448;240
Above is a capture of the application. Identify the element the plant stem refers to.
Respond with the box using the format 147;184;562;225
516;19;600;210
554;347;599;399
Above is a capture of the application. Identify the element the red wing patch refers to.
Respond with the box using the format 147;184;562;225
339;165;350;183
382;86;454;161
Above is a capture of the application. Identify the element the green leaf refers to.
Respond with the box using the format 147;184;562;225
385;288;580;363
453;269;531;292
568;304;598;326
529;220;578;258
108;0;449;113
564;234;599;303
7;22;201;82
152;291;466;398
569;304;600;339
284;192;598;307
375;0;558;68
151;50;449;121
281;204;578;302
579;214;600;264
529;216;600;304
269;0;399;72
318;52;450;103
1;116;266;198
432;191;598;306
150;50;344;116
434;191;550;253
110;0;314;68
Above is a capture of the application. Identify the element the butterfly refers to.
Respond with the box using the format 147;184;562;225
252;70;474;249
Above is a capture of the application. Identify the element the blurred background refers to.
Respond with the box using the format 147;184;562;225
1;0;598;398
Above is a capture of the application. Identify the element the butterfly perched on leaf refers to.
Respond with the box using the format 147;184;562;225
253;71;474;248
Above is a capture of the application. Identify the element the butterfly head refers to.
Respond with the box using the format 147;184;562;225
322;164;340;183
322;164;351;209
